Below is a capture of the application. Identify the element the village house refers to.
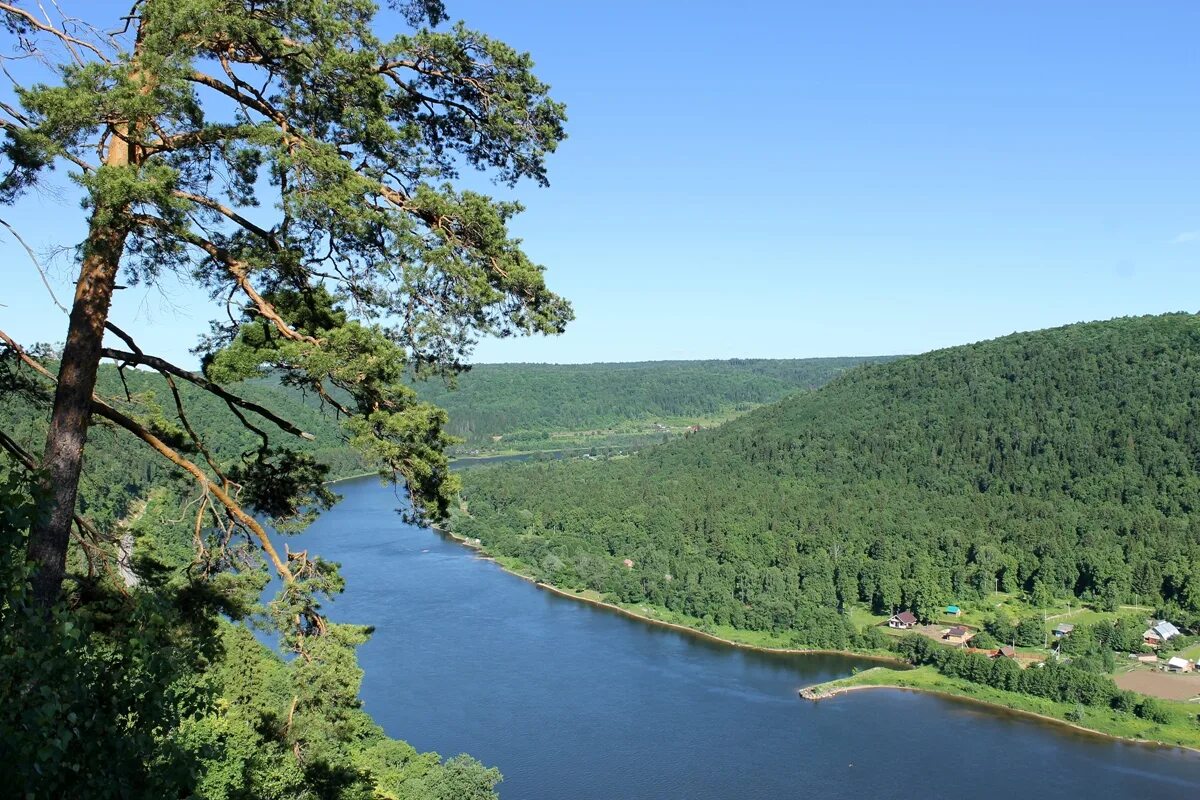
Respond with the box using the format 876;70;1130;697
992;645;1018;660
1142;620;1181;647
945;605;962;616
943;625;973;645
887;611;918;629
1165;656;1192;673
1053;623;1075;638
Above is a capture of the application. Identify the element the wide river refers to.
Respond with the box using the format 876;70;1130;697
284;476;1200;799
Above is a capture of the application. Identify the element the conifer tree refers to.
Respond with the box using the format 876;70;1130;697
0;0;570;621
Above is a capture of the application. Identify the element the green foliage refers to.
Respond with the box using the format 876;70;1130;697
1015;618;1044;647
0;482;210;798
0;473;502;798
1135;696;1171;724
894;633;1124;710
455;314;1200;639
417;357;897;450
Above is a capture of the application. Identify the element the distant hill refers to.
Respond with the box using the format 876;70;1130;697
410;357;898;453
454;314;1200;647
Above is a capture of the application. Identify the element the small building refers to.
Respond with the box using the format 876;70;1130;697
1136;653;1159;664
945;605;962;616
1053;623;1075;638
943;625;973;645
992;645;1018;660
887;611;918;629
1165;656;1192;673
1143;620;1181;647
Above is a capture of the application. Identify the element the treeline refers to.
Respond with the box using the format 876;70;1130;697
454;314;1200;641
893;635;1172;723
411;358;896;446
0;362;364;530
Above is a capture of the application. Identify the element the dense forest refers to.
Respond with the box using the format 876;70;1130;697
454;314;1200;649
410;358;894;449
0;356;877;535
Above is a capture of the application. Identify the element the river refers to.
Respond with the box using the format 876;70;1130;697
283;477;1200;799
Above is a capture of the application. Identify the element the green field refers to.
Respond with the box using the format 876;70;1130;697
806;666;1200;751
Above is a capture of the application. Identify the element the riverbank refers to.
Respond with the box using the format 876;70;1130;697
436;524;1200;755
801;666;1200;753
326;469;381;485
433;526;903;662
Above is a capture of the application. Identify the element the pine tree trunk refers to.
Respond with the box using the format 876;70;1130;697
29;21;152;605
28;217;130;606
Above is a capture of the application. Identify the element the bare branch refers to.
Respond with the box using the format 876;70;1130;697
0;1;112;63
90;395;295;584
173;189;280;250
0;216;66;313
99;345;316;441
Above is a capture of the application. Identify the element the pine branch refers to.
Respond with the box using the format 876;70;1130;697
99;345;316;441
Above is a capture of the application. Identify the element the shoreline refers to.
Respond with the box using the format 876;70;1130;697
433;524;905;663
800;672;1200;756
326;470;380;485
436;523;1199;756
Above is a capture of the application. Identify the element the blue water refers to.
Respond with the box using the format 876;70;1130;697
278;477;1200;799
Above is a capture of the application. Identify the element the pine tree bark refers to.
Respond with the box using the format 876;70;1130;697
29;141;132;607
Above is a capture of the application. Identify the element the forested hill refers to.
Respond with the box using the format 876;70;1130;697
409;357;895;450
0;357;888;526
454;314;1200;646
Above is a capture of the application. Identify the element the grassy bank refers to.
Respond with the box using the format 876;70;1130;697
803;666;1200;752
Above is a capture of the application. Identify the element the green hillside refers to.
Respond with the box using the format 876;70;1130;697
409;357;896;453
454;314;1200;646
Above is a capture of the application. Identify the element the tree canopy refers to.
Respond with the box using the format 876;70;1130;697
0;1;567;794
0;0;569;605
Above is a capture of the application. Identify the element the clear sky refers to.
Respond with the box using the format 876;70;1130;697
3;0;1199;367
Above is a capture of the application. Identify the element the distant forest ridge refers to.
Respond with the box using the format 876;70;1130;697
408;356;901;449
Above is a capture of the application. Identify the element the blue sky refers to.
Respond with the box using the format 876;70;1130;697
3;0;1199;367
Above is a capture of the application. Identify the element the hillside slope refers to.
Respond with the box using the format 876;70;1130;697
411;357;896;452
454;314;1200;645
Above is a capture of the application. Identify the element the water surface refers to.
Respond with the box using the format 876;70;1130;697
286;477;1200;799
